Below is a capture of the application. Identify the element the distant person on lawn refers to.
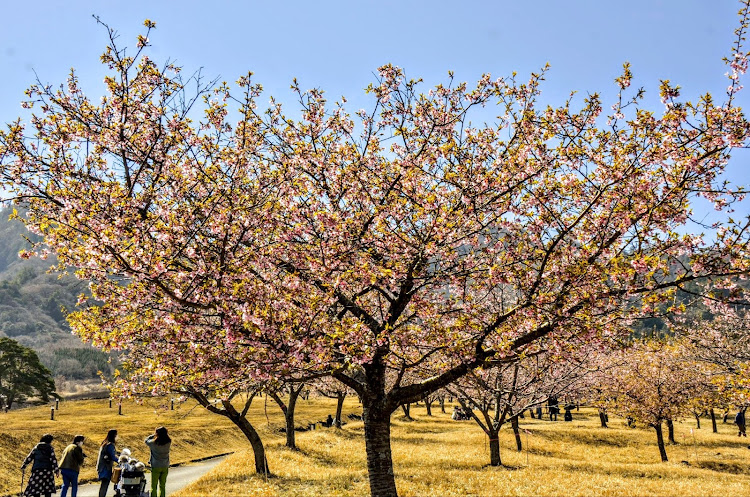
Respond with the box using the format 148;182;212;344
59;435;87;497
548;397;559;421
96;429;118;497
735;408;747;437
145;426;172;497
20;433;59;497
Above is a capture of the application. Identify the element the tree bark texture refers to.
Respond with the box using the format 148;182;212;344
511;415;523;451
271;386;303;450
234;413;271;474
488;430;502;466
710;408;717;433
363;406;398;497
654;422;669;462
285;387;301;449
666;418;676;444
335;392;346;428
191;392;270;475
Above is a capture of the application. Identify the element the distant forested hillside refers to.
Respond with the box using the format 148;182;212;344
0;206;115;386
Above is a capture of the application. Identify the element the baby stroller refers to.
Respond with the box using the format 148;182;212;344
114;448;149;497
120;468;148;497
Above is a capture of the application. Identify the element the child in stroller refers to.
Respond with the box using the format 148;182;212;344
114;449;148;497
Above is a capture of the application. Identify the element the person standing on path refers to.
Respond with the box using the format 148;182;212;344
96;430;118;497
59;435;87;497
145;426;171;497
20;434;60;497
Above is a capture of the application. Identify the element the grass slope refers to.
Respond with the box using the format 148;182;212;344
1;397;749;496
0;398;250;496
174;400;750;497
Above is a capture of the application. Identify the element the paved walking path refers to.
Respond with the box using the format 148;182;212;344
74;455;227;496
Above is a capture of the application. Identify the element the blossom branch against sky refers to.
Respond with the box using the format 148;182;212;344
1;1;748;221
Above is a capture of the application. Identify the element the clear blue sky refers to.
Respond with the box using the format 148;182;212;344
0;0;747;218
0;1;744;109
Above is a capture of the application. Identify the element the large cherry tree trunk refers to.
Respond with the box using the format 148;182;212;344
362;401;398;497
332;327;487;496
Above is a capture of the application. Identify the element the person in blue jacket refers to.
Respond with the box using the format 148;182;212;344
96;429;118;497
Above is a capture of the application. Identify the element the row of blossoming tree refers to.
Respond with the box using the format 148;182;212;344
2;4;750;495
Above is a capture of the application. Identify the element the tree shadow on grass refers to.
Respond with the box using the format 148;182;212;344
694;459;750;475
392;434;451;446
290;446;340;467
481;463;524;471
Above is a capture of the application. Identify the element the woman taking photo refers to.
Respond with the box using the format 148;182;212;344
20;433;59;497
96;429;117;497
145;426;171;497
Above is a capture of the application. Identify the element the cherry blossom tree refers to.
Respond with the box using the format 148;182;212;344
313;376;356;428
446;345;594;466
269;382;307;449
675;301;750;425
101;322;276;474
679;303;750;387
597;340;708;462
574;365;615;428
2;5;750;495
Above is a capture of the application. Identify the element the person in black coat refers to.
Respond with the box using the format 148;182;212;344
548;397;559;421
735;408;747;437
21;434;60;497
564;403;575;422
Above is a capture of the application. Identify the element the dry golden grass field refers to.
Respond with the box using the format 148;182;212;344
0;397;249;496
1;397;749;496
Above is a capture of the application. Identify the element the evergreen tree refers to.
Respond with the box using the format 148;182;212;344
0;337;58;409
